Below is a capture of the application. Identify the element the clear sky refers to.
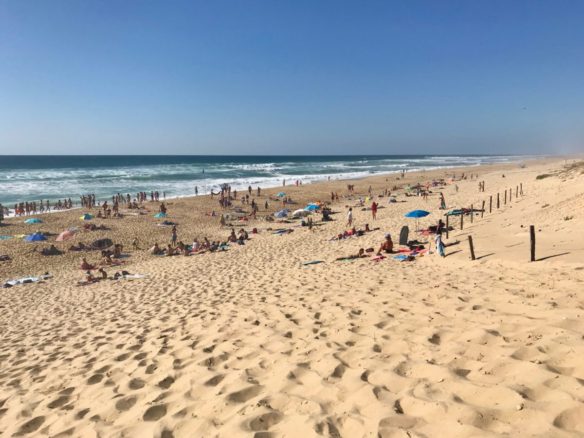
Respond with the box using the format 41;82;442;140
1;0;583;155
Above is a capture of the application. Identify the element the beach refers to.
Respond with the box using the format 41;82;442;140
1;156;583;437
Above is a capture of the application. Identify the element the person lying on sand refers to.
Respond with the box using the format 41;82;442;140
377;233;394;255
80;257;95;270
41;245;63;256
336;248;367;261
113;244;123;258
69;242;87;252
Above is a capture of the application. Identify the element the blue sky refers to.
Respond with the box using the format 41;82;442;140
0;0;583;155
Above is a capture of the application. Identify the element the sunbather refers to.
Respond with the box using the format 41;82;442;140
80;258;95;270
377;234;394;255
336;248;367;261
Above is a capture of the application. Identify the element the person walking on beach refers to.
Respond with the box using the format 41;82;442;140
439;192;446;210
371;201;378;220
171;225;177;246
347;207;353;227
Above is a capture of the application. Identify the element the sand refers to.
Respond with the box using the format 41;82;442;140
1;157;583;437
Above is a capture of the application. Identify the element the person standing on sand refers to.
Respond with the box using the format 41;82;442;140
171;225;177;246
439;192;446;210
347;207;353;227
371;201;378;220
435;231;445;257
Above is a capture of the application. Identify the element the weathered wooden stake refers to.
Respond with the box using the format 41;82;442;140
497;193;500;209
520;183;523;195
504;190;507;204
516;186;518;197
445;215;449;239
481;200;485;218
509;188;512;201
489;195;492;213
530;225;536;262
470;204;474;223
460;213;464;230
468;235;476;260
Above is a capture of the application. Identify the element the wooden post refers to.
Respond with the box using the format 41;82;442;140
530;225;536;262
520;183;523;195
470;204;474;223
489;196;492;213
468;235;476;260
481;200;485;218
445;214;449;239
509;188;512;202
497;193;500;209
460;213;464;230
504;190;507;204
516;186;518;197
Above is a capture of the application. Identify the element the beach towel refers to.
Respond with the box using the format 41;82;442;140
302;260;324;265
3;274;52;288
371;255;386;261
0;235;13;240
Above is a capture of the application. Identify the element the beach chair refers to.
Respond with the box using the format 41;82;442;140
399;226;409;246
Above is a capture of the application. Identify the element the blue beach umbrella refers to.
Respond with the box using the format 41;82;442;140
304;204;320;211
24;233;47;242
154;212;167;218
80;213;94;221
24;218;43;224
404;210;430;231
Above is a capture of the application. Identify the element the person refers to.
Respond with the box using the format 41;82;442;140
150;243;162;255
80;258;95;270
439;192;446;210
377;234;394;255
435;231;445;257
371;201;378;220
228;228;237;243
171;225;177;246
336;248;366;261
98;268;108;280
347;207;353;227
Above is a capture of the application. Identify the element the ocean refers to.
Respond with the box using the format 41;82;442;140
0;155;525;205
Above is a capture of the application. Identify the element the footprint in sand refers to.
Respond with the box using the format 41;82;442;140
227;386;263;403
115;396;137;412
204;374;225;387
248;412;283;431
48;396;70;409
17;416;45;435
553;406;584;433
87;374;104;385
129;378;146;390
143;404;167;421
158;376;175;389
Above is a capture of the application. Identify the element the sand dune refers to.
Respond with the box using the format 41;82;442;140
1;157;583;437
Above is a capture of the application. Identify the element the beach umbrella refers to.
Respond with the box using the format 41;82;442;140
276;192;286;197
24;233;47;242
304;204;320;211
404;210;430;231
56;230;76;242
80;213;94;221
154;212;167;218
24;218;43;224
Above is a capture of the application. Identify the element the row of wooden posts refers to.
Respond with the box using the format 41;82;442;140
444;182;535;261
